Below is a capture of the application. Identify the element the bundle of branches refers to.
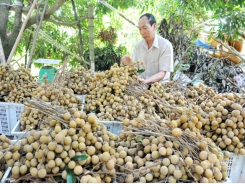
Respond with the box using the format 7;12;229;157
158;17;245;94
132;80;245;154
24;98;70;124
118;113;230;183
32;57;83;110
125;79;200;122
183;47;245;93
18;59;83;131
50;57;69;88
83;62;161;121
0;96;121;183
1;93;230;183
215;39;245;63
159;17;192;63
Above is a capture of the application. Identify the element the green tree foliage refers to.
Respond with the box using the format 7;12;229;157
1;0;244;69
157;0;245;41
84;45;127;71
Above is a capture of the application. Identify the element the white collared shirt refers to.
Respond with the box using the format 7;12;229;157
131;34;174;83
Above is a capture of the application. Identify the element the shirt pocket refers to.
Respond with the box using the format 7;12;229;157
147;61;159;77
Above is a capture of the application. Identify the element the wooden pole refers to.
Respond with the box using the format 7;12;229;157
88;4;95;73
0;36;6;65
7;0;37;64
25;27;91;65
71;0;88;70
27;0;49;69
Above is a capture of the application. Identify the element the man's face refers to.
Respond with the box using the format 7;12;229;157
138;16;156;42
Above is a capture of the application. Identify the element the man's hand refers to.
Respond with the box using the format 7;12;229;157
120;55;132;66
139;71;166;84
137;77;147;84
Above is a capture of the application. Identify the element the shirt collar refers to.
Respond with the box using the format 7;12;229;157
152;33;159;48
143;33;159;49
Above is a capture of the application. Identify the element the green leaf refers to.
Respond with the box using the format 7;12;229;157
72;155;89;161
136;136;143;142
66;165;76;183
137;69;145;74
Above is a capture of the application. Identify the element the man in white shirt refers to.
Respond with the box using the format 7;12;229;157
121;13;174;84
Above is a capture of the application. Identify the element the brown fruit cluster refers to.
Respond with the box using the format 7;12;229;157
3;112;119;182
0;134;11;150
149;82;245;153
64;66;92;95
0;64;37;103
18;107;47;131
0;134;11;179
97;26;117;44
35;83;82;110
84;63;157;120
198;92;245;154
18;82;83;131
116;116;230;183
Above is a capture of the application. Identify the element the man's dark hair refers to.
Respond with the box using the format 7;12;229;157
139;13;156;26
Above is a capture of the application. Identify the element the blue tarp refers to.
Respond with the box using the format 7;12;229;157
195;39;214;49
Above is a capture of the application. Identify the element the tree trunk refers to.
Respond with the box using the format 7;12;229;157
25;0;69;29
0;37;6;64
88;4;95;73
71;0;83;54
7;0;37;64
0;0;10;43
71;0;87;69
0;0;68;62
0;0;23;61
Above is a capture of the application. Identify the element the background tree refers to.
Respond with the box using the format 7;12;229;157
0;0;244;71
0;0;149;68
157;0;245;41
0;0;69;62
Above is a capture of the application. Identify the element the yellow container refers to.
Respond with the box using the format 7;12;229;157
228;39;244;53
220;52;241;64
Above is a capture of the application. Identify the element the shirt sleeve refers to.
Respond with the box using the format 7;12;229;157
158;41;174;72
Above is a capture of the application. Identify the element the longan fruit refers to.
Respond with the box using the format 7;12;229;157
64;112;71;121
74;111;81;118
74;165;83;175
38;168;47;178
102;152;110;162
68;161;76;169
30;167;38;177
20;165;28;175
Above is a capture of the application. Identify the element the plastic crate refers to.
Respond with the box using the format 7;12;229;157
74;94;85;112
224;178;232;183
0;102;24;135
11;121;31;139
10;139;22;145
0;167;11;183
87;113;123;135
99;121;123;136
221;153;245;183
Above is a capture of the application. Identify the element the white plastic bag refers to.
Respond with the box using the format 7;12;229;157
173;71;192;85
233;68;244;87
